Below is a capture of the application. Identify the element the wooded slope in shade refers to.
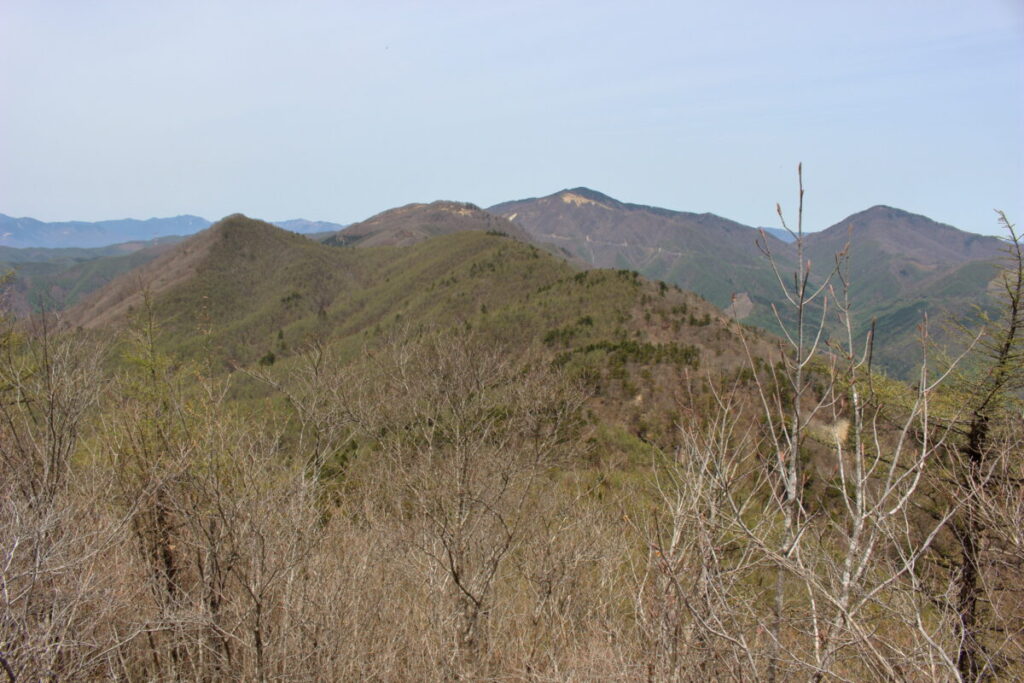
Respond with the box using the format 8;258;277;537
491;188;1008;378
489;187;785;310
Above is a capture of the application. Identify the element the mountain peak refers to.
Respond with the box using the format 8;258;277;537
561;187;614;202
65;213;330;331
331;200;529;248
849;205;917;222
218;212;251;224
825;205;965;237
0;213;214;249
808;205;1003;266
552;187;622;208
208;213;284;241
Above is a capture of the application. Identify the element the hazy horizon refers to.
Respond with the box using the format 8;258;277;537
2;0;1022;235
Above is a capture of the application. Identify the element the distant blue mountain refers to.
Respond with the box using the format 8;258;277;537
0;214;211;249
272;218;347;234
759;227;796;243
0;214;345;248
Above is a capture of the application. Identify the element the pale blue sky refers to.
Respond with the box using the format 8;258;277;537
2;1;1022;234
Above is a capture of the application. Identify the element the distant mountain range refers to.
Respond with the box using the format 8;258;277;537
1;190;1009;378
0;214;344;312
488;188;1007;377
0;213;345;248
760;227;796;243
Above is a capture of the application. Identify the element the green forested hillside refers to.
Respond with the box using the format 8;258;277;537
491;189;1007;378
66;214;766;434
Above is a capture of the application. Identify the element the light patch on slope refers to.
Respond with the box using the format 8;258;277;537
434;205;478;217
560;192;610;209
809;418;850;446
725;292;754;320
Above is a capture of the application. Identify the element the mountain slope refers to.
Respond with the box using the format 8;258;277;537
327;200;531;248
3;242;179;315
805;205;1002;265
0;237;188;314
802;205;1007;377
803;205;1003;306
65;214;352;335
65;215;770;395
488;187;791;314
0;215;349;314
490;189;1008;378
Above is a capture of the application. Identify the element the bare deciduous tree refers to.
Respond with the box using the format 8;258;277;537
341;331;588;671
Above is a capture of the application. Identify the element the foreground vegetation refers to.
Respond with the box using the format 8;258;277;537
1;201;1022;680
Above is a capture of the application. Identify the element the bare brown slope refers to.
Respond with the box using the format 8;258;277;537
65;226;221;329
328;201;532;248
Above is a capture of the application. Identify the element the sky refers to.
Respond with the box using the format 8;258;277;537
2;0;1022;235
